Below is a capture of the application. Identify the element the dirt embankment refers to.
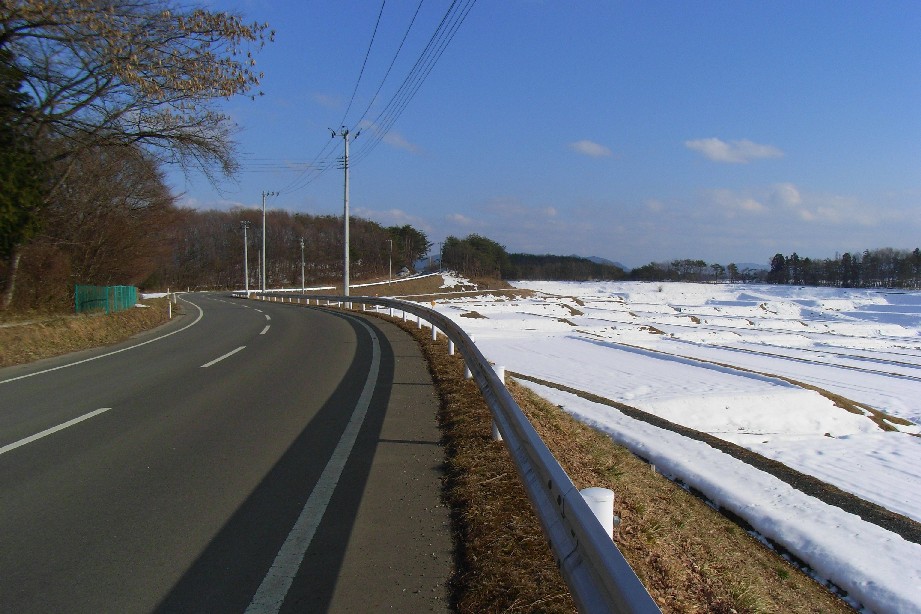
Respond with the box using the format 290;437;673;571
0;298;172;368
369;309;852;614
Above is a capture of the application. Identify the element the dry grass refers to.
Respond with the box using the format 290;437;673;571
0;298;172;368
368;310;853;614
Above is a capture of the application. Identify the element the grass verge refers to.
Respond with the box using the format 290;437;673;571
375;311;852;613
0;298;172;368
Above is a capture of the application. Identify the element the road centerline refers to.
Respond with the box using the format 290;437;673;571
201;346;246;368
0;408;111;456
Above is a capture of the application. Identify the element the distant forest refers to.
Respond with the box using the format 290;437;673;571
442;234;921;290
628;249;921;288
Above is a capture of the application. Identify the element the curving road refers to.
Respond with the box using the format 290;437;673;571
0;293;450;613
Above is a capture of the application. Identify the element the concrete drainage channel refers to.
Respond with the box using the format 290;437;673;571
236;291;661;614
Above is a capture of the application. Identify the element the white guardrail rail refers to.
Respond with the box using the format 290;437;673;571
237;291;661;614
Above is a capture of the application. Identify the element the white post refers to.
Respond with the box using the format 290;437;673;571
417;315;422;329
448;339;455;355
492;365;506;441
464;363;472;379
580;487;616;539
431;326;438;341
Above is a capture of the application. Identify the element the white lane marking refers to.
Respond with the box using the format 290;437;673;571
254;309;263;313
0;408;111;456
246;317;381;614
200;346;246;368
260;325;270;335
1;298;205;385
265;314;271;321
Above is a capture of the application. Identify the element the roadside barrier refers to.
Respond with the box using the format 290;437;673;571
235;291;661;614
74;284;137;314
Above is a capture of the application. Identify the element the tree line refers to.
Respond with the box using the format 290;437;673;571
158;210;431;293
765;249;921;288
0;2;437;311
441;234;625;281
1;0;273;310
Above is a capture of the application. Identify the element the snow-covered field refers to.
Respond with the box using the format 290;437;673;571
418;278;921;613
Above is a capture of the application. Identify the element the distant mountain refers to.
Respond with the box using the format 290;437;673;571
570;255;627;271
735;262;769;271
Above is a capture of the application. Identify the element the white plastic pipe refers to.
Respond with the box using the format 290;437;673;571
580;487;616;539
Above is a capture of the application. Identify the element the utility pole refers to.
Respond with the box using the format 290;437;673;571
261;190;278;293
387;238;393;284
332;127;356;297
300;237;305;293
241;220;251;294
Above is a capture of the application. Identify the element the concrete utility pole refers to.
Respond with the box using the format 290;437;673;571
241;220;251;294
332;127;355;297
261;190;278;293
387;238;393;284
300;237;305;293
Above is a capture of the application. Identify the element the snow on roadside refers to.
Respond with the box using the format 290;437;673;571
414;279;921;612
522;381;921;614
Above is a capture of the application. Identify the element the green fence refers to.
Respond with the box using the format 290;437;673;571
75;285;138;314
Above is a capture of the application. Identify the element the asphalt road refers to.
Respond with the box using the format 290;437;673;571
0;293;451;613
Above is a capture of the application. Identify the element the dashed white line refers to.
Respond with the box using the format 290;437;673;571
260;325;271;335
201;346;246;368
0;408;111;456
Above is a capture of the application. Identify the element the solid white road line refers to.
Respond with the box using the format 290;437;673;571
0;408;111;456
260;325;270;335
200;346;246;368
0;297;205;385
245;317;381;614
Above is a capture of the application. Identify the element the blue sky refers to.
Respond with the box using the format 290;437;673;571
174;1;921;268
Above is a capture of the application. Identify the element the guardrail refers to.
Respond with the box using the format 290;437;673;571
236;291;661;614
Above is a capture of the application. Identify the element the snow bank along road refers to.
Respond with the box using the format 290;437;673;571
425;279;921;613
0;293;450;613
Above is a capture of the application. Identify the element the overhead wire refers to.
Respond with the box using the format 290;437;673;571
352;0;425;131
339;0;387;128
352;0;476;165
270;0;476;195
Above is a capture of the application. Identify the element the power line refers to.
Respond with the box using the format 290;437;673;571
339;0;387;127
353;0;477;164
352;0;426;130
279;0;476;195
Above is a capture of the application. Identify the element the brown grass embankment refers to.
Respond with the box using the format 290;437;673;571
0;298;172;368
366;308;852;614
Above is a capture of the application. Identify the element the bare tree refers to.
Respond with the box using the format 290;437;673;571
0;0;273;307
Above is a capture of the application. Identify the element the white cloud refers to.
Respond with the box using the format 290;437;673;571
447;213;476;227
685;137;784;163
771;182;802;207
382;131;421;154
311;92;340;109
356;121;421;154
568;139;613;158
